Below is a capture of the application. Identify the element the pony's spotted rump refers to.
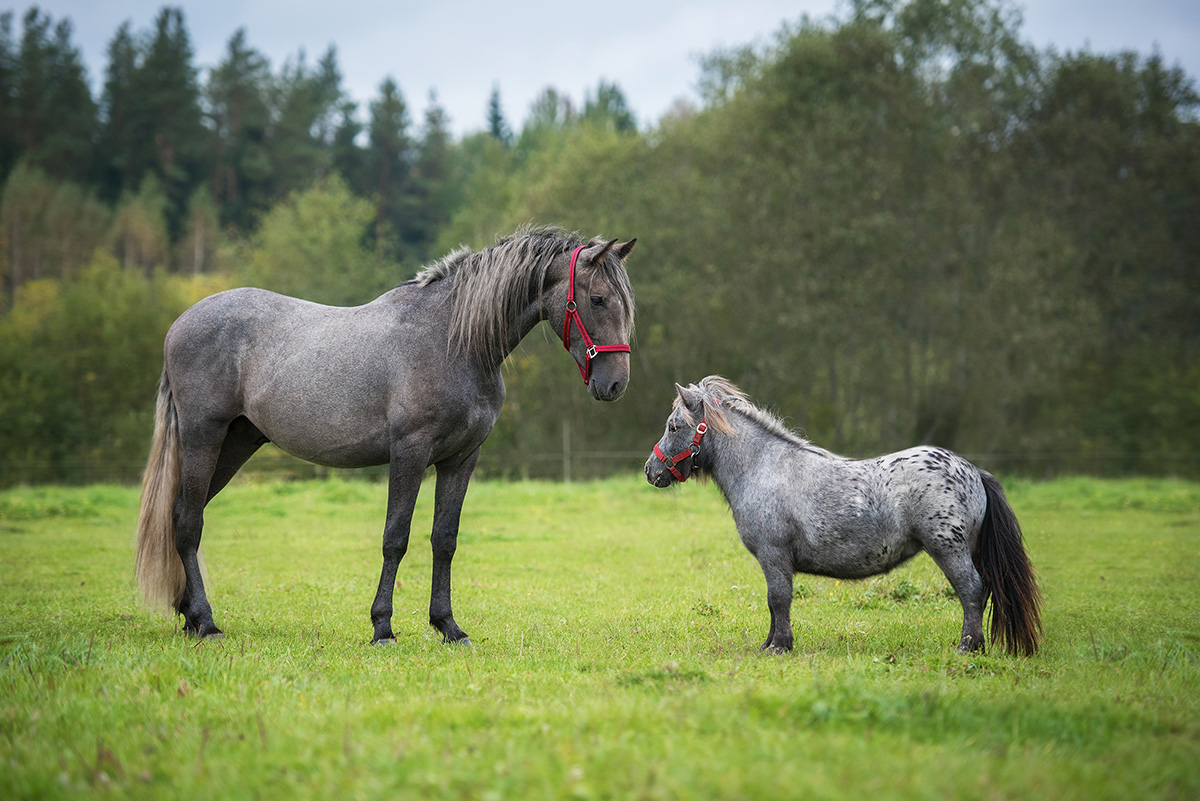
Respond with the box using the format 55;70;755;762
135;226;636;643
646;376;1042;656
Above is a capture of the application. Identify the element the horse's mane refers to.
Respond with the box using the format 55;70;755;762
679;375;844;459
412;225;634;365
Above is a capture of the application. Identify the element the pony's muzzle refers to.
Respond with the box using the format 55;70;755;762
644;457;673;488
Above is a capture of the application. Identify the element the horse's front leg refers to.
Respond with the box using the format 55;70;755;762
369;446;427;644
758;554;795;653
428;450;481;644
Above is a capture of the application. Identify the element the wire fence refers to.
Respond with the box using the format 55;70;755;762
2;447;1198;488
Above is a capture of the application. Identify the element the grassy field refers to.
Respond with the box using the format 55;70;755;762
1;474;1198;799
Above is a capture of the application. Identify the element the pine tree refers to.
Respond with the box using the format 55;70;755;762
366;76;413;259
206;27;271;232
97;22;138;201
13;9;96;182
486;85;511;145
135;7;206;240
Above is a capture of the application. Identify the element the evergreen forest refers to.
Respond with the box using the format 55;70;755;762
1;0;1197;485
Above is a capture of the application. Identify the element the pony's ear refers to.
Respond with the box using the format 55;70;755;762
583;238;619;265
616;239;636;261
676;382;703;410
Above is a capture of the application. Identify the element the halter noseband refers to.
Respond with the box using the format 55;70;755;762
562;245;631;383
653;418;708;483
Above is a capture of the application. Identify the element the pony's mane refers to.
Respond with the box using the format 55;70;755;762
412;225;634;365
679;375;844;459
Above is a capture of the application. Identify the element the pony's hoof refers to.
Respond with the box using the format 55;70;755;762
371;637;397;646
202;631;225;641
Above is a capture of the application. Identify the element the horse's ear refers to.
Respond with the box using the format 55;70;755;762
584;238;619;265
676;382;703;410
616;239;636;261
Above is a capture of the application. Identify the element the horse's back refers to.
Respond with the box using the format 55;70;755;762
161;285;499;468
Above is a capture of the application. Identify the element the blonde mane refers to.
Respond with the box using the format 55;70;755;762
676;375;843;458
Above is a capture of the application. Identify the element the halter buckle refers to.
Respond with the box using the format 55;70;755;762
586;345;598;359
565;300;577;312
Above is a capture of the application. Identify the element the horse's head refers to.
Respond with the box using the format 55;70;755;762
552;237;636;402
645;382;710;487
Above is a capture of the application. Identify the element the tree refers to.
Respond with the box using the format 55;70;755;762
0;13;20;182
486;84;511;145
135;7;206;240
11;8;96;182
241;174;391;306
97;22;138;201
205;27;272;232
366;76;413;260
582;81;636;133
330;100;366;195
268;46;344;197
110;174;170;274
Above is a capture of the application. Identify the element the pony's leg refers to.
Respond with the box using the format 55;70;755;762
926;544;986;652
174;423;228;638
369;449;427;644
758;554;795;652
205;416;268;504
428;450;481;644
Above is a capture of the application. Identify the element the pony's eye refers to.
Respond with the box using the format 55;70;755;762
669;423;679;433
590;296;604;307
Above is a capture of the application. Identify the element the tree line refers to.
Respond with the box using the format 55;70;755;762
1;0;1197;485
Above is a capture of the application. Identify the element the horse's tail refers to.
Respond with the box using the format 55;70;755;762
976;471;1043;656
135;370;186;610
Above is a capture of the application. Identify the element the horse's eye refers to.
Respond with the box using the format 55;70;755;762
590;296;604;307
668;423;679;433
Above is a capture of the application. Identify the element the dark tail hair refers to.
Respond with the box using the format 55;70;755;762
976;471;1043;656
135;370;186;611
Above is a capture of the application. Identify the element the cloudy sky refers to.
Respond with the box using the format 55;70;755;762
21;0;1200;137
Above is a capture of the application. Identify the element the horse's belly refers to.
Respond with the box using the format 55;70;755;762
256;417;391;468
792;522;920;580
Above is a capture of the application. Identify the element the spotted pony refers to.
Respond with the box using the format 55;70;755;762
645;376;1043;656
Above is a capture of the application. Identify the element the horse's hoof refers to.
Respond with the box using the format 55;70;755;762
371;637;397;646
202;631;225;641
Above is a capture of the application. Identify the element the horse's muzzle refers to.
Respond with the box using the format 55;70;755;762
588;373;628;402
644;457;673;488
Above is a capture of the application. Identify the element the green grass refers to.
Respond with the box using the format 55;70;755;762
1;475;1198;799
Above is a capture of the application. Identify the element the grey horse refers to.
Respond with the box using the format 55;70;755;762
645;376;1042;656
136;226;636;644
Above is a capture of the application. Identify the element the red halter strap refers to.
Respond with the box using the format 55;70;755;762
562;245;631;383
653;418;708;483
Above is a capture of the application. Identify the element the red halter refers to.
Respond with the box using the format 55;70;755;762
562;245;631;383
653;418;708;483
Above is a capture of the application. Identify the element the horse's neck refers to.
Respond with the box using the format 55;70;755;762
709;421;819;500
499;259;568;358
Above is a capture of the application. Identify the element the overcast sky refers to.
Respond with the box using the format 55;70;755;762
20;0;1200;137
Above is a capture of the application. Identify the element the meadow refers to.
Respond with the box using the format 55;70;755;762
1;474;1197;799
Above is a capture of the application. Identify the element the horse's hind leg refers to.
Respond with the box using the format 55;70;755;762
206;416;269;504
926;543;986;653
174;422;229;637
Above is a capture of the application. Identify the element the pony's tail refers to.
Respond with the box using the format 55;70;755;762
976;471;1043;656
135;370;186;611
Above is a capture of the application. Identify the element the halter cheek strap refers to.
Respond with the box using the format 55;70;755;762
562;245;631;383
653;418;708;483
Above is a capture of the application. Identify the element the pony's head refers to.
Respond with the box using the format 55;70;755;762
547;237;637;402
644;377;740;487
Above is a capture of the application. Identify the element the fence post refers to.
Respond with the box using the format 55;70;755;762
562;418;571;483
